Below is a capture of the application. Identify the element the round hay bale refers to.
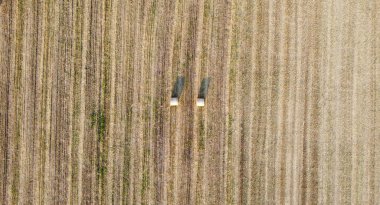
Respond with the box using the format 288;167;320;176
170;97;179;106
196;98;205;107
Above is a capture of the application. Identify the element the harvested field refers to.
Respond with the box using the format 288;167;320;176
0;0;379;204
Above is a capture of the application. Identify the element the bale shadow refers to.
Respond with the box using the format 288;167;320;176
171;76;185;99
198;78;211;99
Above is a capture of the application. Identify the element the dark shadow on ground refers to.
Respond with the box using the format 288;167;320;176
171;76;185;99
198;78;211;99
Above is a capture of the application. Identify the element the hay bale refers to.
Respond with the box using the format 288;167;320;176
170;97;179;106
196;98;205;107
170;76;185;106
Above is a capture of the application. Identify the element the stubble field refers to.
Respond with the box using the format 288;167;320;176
0;0;379;204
